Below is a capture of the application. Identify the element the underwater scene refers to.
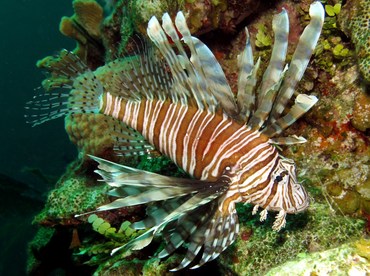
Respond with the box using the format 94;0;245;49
1;0;370;275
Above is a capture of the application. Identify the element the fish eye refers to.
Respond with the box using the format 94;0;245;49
275;175;283;182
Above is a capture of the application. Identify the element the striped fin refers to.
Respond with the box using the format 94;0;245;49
247;65;287;129
174;12;238;117
131;198;187;230
90;155;195;187
26;43;175;127
237;28;260;122
268;2;324;124
117;185;226;268
146;16;191;105
257;9;289;105
99;44;174;104
84;155;230;269
269;135;307;145
25;70;103;126
247;9;289;129
87;154;227;204
95;187;194;211
190;206;239;269
161;13;217;111
262;93;318;137
158;196;239;271
158;203;213;261
37;49;88;90
147;12;237;114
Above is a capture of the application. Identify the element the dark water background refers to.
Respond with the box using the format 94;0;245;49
0;1;76;274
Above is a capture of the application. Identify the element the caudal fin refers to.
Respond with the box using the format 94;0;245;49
25;50;103;126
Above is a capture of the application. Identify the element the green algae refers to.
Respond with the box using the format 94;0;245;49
325;3;341;18
255;23;273;48
35;176;107;222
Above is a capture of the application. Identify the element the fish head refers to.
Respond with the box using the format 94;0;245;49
266;157;309;214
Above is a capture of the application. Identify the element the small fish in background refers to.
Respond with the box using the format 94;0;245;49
25;2;325;271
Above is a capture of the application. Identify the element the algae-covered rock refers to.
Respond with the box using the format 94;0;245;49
218;202;365;275
266;240;370;275
352;90;370;132
338;0;370;85
35;169;108;225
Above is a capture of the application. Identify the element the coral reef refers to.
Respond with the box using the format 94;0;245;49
33;161;108;226
338;0;370;85
59;0;105;68
281;63;370;216
64;114;119;156
28;0;370;274
218;202;365;274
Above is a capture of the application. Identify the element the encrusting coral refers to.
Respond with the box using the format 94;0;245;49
338;0;370;85
27;0;370;274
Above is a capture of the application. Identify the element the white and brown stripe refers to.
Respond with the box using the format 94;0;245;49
99;94;292;214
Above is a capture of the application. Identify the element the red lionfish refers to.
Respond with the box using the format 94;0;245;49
26;2;324;270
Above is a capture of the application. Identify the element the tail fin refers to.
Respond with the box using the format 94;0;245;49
25;50;103;126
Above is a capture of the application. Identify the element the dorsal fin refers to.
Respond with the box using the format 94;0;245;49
267;2;324;126
247;9;289;129
236;28;260;122
173;12;238;117
236;2;324;136
147;12;237;114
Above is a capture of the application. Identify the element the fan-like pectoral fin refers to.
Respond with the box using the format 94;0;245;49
77;155;233;269
167;196;240;271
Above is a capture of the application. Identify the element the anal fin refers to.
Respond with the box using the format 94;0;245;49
110;122;157;157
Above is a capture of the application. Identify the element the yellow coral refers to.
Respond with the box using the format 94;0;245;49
59;0;104;66
60;0;103;40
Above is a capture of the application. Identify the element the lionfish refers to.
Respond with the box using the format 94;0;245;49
26;2;324;270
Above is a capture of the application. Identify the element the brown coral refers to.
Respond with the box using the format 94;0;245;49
59;0;105;68
183;0;260;35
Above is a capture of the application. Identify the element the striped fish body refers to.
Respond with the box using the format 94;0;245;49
26;2;325;271
102;95;271;182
